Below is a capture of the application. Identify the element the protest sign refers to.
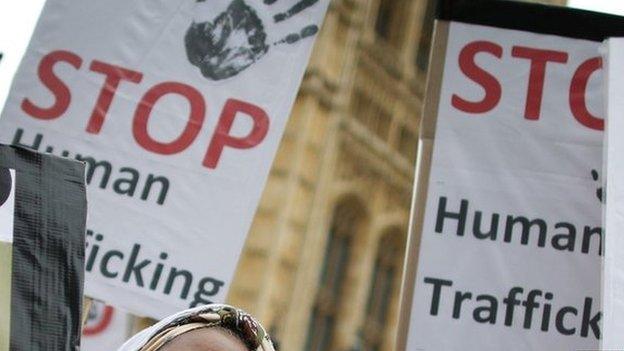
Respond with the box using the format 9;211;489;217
601;37;624;351
398;1;624;350
82;301;133;351
0;144;87;351
0;0;329;318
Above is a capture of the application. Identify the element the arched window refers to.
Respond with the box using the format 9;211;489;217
305;198;366;351
360;229;405;351
416;0;437;71
374;0;409;47
375;0;395;40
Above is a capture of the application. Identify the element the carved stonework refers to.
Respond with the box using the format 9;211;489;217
226;1;574;351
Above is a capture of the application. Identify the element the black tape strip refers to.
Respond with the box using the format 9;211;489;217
0;144;86;351
436;0;624;42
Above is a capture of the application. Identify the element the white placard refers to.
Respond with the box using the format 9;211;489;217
0;0;328;318
601;37;624;351
82;302;132;351
406;22;604;350
0;168;15;243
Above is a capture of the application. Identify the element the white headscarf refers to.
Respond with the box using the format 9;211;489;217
117;304;275;351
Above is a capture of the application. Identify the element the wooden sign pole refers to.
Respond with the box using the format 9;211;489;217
396;20;449;351
0;242;12;351
82;297;93;328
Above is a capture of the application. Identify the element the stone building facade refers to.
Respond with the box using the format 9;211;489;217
226;0;566;350
136;0;567;350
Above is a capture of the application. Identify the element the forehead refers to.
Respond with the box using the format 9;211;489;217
158;328;248;351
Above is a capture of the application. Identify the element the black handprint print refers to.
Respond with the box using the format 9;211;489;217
185;0;321;81
591;169;605;203
0;167;12;208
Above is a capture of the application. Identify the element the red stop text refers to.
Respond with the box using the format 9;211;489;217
451;41;603;131
21;50;271;169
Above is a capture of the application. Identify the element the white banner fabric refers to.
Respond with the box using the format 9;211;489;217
0;0;328;318
0;168;15;243
406;22;604;350
82;302;132;351
602;37;624;351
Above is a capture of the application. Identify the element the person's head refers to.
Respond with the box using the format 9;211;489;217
117;304;275;351
158;327;247;351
